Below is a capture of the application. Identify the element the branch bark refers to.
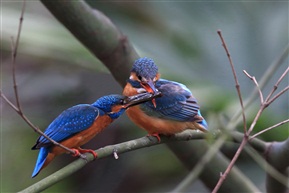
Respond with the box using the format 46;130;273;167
21;131;267;193
266;138;289;193
20;132;204;193
40;0;139;87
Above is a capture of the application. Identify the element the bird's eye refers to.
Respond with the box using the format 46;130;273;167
120;99;124;104
137;75;142;81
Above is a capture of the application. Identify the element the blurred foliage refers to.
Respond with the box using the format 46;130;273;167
1;1;288;192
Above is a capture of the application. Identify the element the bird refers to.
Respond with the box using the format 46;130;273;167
123;57;208;141
31;93;159;178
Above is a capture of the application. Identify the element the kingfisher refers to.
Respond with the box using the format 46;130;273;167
31;93;159;178
123;57;208;141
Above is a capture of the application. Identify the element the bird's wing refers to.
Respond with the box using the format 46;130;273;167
33;104;100;149
141;79;200;122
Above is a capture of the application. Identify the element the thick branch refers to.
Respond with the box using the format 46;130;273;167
20;132;205;193
21;131;268;193
265;139;289;193
40;0;139;87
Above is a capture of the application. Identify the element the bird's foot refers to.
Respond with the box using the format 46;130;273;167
70;148;96;162
78;148;98;160
147;133;161;142
71;148;81;157
71;148;87;161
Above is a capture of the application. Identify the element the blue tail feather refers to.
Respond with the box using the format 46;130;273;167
198;110;208;130
32;147;49;178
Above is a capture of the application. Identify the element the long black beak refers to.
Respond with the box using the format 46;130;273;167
123;91;162;109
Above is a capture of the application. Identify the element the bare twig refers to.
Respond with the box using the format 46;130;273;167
1;90;78;155
11;0;26;111
217;30;247;134
229;44;289;130
267;85;289;106
213;30;289;193
265;66;289;103
250;119;289;139
243;70;264;104
0;0;79;157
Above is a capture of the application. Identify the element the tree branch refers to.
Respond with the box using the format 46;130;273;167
20;130;268;193
40;0;139;87
217;30;247;133
213;31;289;193
265;138;289;193
20;132;205;193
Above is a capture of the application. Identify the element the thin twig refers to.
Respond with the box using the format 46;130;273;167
212;30;250;193
0;0;78;157
243;70;264;104
229;44;289;130
250;119;289;139
0;90;77;155
213;31;289;193
217;30;247;134
265;66;289;102
267;85;289;106
11;0;26;111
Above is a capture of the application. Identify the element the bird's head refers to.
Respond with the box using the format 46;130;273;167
93;93;160;119
128;57;160;95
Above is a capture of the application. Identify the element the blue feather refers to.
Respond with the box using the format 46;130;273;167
34;105;100;148
139;79;201;122
31;147;49;178
197;110;208;130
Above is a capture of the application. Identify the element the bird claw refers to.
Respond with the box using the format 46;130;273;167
70;148;97;161
71;148;81;157
147;133;161;142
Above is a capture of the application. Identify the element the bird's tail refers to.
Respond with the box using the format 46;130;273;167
32;147;54;178
196;110;208;131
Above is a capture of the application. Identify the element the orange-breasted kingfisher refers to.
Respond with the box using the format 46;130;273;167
123;57;208;141
31;93;159;178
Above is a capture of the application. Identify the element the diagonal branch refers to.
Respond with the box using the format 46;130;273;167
40;0;139;87
217;30;247;134
20;132;206;193
10;0;26;111
0;0;81;157
243;70;264;104
250;118;289;139
265;66;289;102
213;31;289;193
229;44;289;130
1;90;78;156
20;131;267;193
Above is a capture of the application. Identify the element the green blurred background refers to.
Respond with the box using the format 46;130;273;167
1;1;288;192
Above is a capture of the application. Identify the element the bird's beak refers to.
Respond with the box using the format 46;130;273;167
123;91;161;109
140;79;158;108
140;79;158;94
